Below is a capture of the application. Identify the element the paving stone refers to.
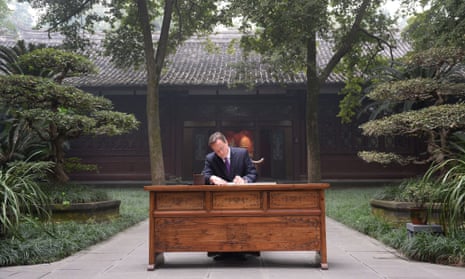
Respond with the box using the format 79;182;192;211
1;218;464;279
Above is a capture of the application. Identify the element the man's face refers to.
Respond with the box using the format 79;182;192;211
210;139;229;160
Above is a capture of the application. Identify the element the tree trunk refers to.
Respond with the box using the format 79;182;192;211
52;135;69;183
306;33;321;182
136;0;174;184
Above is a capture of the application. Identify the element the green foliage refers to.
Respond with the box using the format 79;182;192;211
0;187;148;266
0;0;14;35
229;0;327;73
25;0;232;185
327;186;465;266
26;0;229;65
0;75;132;138
358;151;415;165
397;178;439;208
337;76;366;122
402;0;465;51
63;157;98;174
403;47;465;74
424;157;465;236
401;233;465;265
0;40;48;75
360;104;465;137
0;160;53;238
17;48;97;83
228;0;398;181
0;74;139;182
358;47;465;166
41;183;109;204
372;178;443;205
0;114;48;166
367;78;465;102
0;0;9;21
326;187;386;234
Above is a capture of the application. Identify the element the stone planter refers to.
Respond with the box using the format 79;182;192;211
50;200;121;222
370;199;441;227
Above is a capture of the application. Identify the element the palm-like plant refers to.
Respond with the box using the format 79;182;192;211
0;110;48;165
423;132;465;235
0;40;46;75
0;160;53;238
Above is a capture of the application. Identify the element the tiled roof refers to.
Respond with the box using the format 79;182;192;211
0;30;410;88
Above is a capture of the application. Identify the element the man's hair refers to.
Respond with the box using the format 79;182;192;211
208;132;227;145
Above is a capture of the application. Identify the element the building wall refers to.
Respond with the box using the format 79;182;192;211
67;85;426;182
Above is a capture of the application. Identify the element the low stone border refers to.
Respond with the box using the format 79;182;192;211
370;199;441;226
50;200;121;222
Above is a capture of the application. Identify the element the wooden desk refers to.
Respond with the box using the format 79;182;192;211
144;183;330;270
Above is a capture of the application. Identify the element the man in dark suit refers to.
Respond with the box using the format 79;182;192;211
202;131;257;185
202;131;259;261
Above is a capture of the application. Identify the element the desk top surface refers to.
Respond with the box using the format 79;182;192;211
144;183;330;192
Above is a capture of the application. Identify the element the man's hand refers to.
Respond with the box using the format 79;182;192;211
210;175;227;185
233;176;247;184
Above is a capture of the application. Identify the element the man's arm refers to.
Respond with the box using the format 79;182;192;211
202;153;228;185
242;152;258;183
202;156;214;184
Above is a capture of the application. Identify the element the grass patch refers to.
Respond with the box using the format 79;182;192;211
326;186;465;266
0;187;148;266
42;183;110;204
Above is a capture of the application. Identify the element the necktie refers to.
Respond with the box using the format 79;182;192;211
225;158;230;174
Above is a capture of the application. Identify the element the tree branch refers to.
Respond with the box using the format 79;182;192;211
359;28;396;63
45;0;95;33
319;0;371;83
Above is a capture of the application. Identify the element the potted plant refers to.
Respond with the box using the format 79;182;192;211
399;180;436;225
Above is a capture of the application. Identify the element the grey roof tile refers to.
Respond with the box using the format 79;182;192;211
0;30;410;88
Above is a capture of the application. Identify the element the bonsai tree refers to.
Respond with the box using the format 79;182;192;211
0;41;47;76
0;75;139;183
0;47;139;182
358;47;465;166
16;47;96;84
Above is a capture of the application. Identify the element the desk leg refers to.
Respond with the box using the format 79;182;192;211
147;192;156;270
147;252;165;270
319;191;328;270
320;249;328;270
315;251;328;270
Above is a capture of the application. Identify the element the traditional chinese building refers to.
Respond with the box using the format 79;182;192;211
1;30;426;182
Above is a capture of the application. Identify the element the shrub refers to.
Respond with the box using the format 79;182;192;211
0;187;148;266
0;161;53;238
41;183;110;204
424;158;465;236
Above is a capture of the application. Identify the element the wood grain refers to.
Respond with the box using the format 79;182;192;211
145;183;329;270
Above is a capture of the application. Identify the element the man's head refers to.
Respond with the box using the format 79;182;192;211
209;132;229;159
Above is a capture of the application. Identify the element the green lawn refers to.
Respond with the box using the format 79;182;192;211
0;187;149;266
326;186;465;266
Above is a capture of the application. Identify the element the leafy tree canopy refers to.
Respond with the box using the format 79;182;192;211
17;48;97;83
402;0;465;50
25;0;230;68
0;74;139;182
360;103;465;137
23;0;233;184
0;0;13;35
226;0;398;181
0;75;139;138
367;78;465;102
228;0;396;77
359;47;465;165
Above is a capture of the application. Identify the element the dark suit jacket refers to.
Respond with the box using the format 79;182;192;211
202;147;258;184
